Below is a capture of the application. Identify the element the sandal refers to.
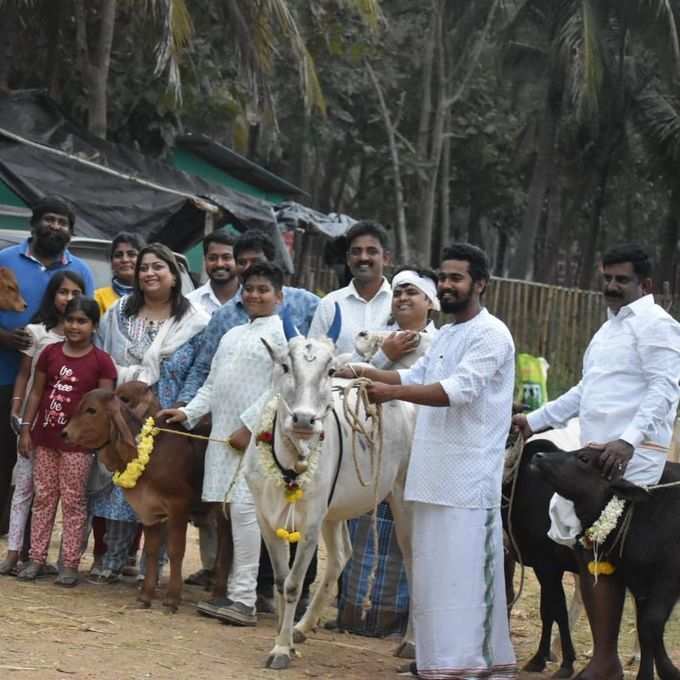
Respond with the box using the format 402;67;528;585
0;557;19;575
16;560;44;581
55;568;79;588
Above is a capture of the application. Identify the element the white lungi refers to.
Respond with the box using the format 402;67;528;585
412;502;517;679
548;445;666;547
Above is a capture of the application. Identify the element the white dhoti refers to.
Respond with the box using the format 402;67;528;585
412;502;517;679
548;446;667;547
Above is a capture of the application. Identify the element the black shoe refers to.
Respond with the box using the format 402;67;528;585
215;600;257;627
197;595;232;619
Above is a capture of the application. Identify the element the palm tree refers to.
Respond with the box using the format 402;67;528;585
506;0;680;283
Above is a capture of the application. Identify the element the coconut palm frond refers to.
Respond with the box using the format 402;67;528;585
144;0;193;103
636;0;680;72
633;84;680;162
558;0;604;121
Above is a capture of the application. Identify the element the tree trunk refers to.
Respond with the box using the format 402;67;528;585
366;61;410;262
318;140;341;213
0;0;18;92
494;228;508;276
439;126;452;250
658;186;680;293
578;161;611;290
510;97;559;279
536;159;562;283
74;0;117;139
46;0;65;99
467;191;484;249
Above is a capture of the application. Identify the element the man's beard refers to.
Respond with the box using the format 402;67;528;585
32;228;70;257
439;297;470;314
209;269;236;285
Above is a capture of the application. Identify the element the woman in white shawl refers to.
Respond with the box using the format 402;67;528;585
91;243;209;583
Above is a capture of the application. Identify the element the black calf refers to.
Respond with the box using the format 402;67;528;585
502;439;578;678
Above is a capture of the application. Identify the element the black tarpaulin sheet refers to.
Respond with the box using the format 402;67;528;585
0;90;292;271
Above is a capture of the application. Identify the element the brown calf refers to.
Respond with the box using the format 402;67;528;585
114;382;234;603
0;267;27;312
63;388;202;611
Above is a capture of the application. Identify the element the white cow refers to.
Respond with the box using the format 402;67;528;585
244;308;416;670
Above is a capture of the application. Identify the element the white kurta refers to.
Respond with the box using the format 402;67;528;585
527;294;680;546
397;309;517;678
181;314;287;503
398;308;515;508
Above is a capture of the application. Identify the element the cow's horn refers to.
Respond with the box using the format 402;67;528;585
281;311;301;341
327;302;342;344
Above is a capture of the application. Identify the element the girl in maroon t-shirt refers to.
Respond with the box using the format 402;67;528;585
17;297;117;586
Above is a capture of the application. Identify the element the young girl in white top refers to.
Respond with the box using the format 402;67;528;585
0;271;85;576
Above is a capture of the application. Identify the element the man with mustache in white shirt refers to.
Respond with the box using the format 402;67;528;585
513;243;680;680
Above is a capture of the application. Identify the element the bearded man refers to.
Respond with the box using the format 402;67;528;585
0;196;94;532
344;243;517;679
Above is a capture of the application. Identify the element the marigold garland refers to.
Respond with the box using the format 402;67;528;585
113;417;158;489
255;396;323;543
587;560;616;576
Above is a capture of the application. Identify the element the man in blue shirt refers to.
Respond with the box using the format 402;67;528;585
0;196;94;533
177;229;320;621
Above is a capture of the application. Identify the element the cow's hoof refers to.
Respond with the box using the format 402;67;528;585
523;656;547;673
393;641;416;659
552;666;574;679
266;654;290;670
136;598;151;609
293;629;307;645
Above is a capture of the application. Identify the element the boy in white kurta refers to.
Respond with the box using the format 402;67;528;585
344;245;517;679
159;262;287;626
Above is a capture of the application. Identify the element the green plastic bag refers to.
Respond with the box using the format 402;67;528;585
516;353;549;410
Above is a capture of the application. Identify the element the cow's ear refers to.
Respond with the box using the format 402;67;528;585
610;478;652;504
261;337;289;366
108;396;137;463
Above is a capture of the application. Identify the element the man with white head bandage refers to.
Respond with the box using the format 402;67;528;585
353;267;440;369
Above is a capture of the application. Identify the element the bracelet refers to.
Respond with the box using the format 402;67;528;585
19;421;31;427
11;397;22;401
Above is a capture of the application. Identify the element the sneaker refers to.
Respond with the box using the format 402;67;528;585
215;600;257;627
185;568;214;588
197;596;233;618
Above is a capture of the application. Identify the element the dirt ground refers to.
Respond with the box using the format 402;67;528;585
1;526;680;680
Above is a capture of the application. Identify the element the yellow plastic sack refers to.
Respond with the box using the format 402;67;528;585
516;353;549;410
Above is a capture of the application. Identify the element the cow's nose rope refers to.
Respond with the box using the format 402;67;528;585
341;378;384;616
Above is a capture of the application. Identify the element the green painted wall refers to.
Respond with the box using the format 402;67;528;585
172;149;286;273
0;179;30;229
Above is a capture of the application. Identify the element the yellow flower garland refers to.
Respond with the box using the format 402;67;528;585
112;417;158;489
587;560;616;576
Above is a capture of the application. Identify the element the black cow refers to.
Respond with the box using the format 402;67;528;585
502;439;579;678
534;446;680;680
